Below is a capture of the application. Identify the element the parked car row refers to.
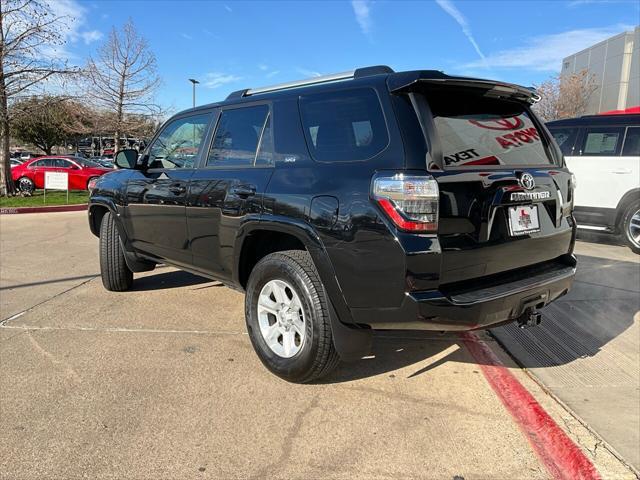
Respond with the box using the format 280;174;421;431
11;156;113;193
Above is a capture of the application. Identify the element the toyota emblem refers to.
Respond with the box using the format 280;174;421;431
519;173;535;190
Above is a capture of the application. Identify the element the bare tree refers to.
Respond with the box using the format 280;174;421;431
85;19;160;154
0;0;74;195
533;69;598;122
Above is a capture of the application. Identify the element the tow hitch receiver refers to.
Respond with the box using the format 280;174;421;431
517;308;542;329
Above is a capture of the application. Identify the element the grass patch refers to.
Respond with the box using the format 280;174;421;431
0;190;89;207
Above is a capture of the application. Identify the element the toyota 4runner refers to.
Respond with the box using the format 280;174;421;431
88;66;577;383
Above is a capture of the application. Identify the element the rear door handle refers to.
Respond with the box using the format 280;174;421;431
611;169;632;174
231;185;256;197
169;184;186;194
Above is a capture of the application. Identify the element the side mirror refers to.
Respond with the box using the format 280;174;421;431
115;149;138;169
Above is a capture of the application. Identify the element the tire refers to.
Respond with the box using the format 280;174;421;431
245;250;340;383
17;177;34;194
99;211;133;291
620;200;640;254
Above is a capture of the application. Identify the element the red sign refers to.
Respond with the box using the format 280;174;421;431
468;117;524;131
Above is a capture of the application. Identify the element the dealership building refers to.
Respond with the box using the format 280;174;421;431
561;26;639;114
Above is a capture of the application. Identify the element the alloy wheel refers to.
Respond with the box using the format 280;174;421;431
628;208;640;248
257;279;306;358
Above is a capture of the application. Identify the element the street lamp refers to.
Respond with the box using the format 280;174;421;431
188;78;200;108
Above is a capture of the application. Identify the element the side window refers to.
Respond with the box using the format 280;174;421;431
549;127;578;156
207;105;270;167
299;88;389;162
580;127;625;156
622;127;640;156
54;159;73;168
147;113;211;169
30;159;52;168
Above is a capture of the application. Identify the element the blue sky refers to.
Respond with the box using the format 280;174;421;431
53;0;638;113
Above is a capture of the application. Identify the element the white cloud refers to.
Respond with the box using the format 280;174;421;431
351;0;372;36
435;0;485;61
296;68;323;78
203;72;243;89
181;33;194;40
266;70;280;78
464;24;633;72
44;0;104;59
224;4;233;12
258;64;269;71
81;30;103;44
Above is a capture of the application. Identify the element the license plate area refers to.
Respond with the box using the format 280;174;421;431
508;205;540;236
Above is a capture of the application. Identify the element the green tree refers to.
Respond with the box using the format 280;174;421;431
11;96;90;154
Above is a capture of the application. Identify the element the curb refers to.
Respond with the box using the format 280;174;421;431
461;331;601;480
0;204;88;215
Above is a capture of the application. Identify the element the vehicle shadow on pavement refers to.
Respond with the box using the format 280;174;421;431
131;269;217;291
324;332;470;383
326;252;638;383
491;253;638;369
0;274;99;291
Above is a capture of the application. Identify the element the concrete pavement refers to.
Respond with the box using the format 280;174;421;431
0;212;636;479
493;240;640;472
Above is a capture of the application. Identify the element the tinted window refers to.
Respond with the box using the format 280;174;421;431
54;159;74;168
622;127;640;156
30;159;53;167
300;88;388;162
73;158;102;168
207;105;270;167
148;114;211;169
425;91;552;167
580;127;625;156
549;127;579;156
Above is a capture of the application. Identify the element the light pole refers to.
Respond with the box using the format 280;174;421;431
188;78;200;108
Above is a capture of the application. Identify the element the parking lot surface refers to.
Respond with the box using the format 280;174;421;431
0;212;637;479
493;240;640;471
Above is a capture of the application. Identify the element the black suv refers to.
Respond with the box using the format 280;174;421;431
88;66;577;382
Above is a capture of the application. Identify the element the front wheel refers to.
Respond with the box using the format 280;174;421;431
620;200;640;254
245;250;339;383
17;177;34;194
99;211;133;291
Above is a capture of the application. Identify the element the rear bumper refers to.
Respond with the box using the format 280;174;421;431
351;256;576;331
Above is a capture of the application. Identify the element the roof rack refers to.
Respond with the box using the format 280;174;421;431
226;65;394;100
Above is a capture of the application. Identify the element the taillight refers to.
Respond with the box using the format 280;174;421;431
373;174;439;232
88;177;98;192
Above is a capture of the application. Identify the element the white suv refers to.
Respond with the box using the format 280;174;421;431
548;114;640;253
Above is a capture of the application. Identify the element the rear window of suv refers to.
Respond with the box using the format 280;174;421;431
299;88;389;162
424;91;553;167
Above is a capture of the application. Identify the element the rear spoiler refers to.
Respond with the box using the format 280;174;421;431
387;71;541;105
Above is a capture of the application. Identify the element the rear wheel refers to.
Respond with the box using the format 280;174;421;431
245;250;339;383
17;177;34;194
620;200;640;254
99;211;133;291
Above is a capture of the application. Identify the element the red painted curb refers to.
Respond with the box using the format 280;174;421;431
461;332;601;480
0;204;88;215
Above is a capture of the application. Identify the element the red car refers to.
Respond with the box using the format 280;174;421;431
11;156;113;193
